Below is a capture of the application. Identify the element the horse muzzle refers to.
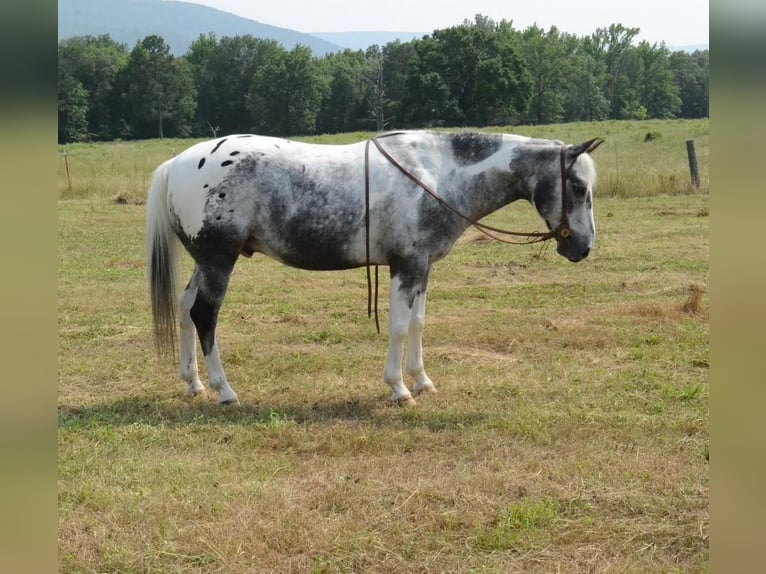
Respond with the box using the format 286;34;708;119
556;238;591;262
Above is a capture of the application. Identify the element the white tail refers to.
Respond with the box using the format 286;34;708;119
146;160;180;356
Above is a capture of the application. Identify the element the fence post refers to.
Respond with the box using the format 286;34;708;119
63;151;72;191
686;140;700;189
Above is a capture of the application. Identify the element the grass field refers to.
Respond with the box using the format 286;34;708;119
58;120;708;572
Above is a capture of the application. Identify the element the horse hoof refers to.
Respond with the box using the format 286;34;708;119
413;384;437;396
217;391;240;405
184;388;208;399
385;394;417;407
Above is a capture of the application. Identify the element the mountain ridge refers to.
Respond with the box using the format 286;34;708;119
310;31;428;51
58;0;346;55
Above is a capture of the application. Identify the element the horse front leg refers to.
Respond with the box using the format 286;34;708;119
382;260;432;405
406;287;436;396
383;276;416;405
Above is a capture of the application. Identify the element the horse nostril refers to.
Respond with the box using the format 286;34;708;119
581;247;591;259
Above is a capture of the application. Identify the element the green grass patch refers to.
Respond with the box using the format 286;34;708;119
474;499;559;551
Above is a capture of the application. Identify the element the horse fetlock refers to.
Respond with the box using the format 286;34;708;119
413;379;437;395
397;396;418;407
385;379;414;403
184;380;207;398
207;375;239;405
387;392;417;407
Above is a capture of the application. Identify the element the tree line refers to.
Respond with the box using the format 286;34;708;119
58;15;709;143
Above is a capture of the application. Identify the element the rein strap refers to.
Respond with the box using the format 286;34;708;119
371;136;561;245
363;139;380;333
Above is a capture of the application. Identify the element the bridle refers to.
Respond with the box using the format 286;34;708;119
363;133;599;332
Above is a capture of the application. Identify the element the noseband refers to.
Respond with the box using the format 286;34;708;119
363;135;579;332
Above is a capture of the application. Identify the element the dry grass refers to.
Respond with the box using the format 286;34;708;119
58;129;708;573
682;283;706;316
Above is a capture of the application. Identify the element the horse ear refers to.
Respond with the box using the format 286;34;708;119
569;137;605;157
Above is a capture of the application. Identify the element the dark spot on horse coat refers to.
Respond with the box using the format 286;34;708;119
198;157;206;169
388;254;431;307
507;144;562;219
410;193;465;257
181;222;242;270
229;151;240;156
189;283;220;355
263;165;361;270
532;173;558;215
221;160;234;167
450;133;503;166
211;139;227;154
195;154;359;271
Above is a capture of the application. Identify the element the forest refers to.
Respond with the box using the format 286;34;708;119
57;15;709;143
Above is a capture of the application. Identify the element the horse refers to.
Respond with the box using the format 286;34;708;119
146;131;603;405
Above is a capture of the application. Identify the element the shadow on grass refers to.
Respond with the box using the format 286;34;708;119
58;394;491;433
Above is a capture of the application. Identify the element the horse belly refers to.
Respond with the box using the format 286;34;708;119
254;208;366;271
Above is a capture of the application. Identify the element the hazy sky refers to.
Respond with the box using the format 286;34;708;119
179;0;709;46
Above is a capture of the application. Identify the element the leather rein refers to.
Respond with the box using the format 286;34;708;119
363;133;573;333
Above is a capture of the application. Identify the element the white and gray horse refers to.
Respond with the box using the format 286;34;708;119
146;131;602;405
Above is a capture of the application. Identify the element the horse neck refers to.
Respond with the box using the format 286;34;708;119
450;141;534;222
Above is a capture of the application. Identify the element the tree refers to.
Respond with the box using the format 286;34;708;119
471;18;531;125
634;42;681;119
248;45;326;136
404;16;531;126
520;25;569;124
56;25;709;141
363;46;389;132
316;49;369;134
58;74;89;143
380;40;415;128
592;24;642;119
670;49;709;118
57;35;129;140
114;35;196;138
403;37;455;126
563;34;610;122
187;34;282;135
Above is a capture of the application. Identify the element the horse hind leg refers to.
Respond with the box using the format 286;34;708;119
189;262;240;405
179;269;206;398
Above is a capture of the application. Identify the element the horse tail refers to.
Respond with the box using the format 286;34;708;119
146;159;180;357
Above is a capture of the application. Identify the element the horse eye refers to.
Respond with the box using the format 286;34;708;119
571;181;587;197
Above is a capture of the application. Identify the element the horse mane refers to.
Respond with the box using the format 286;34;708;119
579;153;598;188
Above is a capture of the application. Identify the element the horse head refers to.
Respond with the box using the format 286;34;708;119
535;137;603;263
